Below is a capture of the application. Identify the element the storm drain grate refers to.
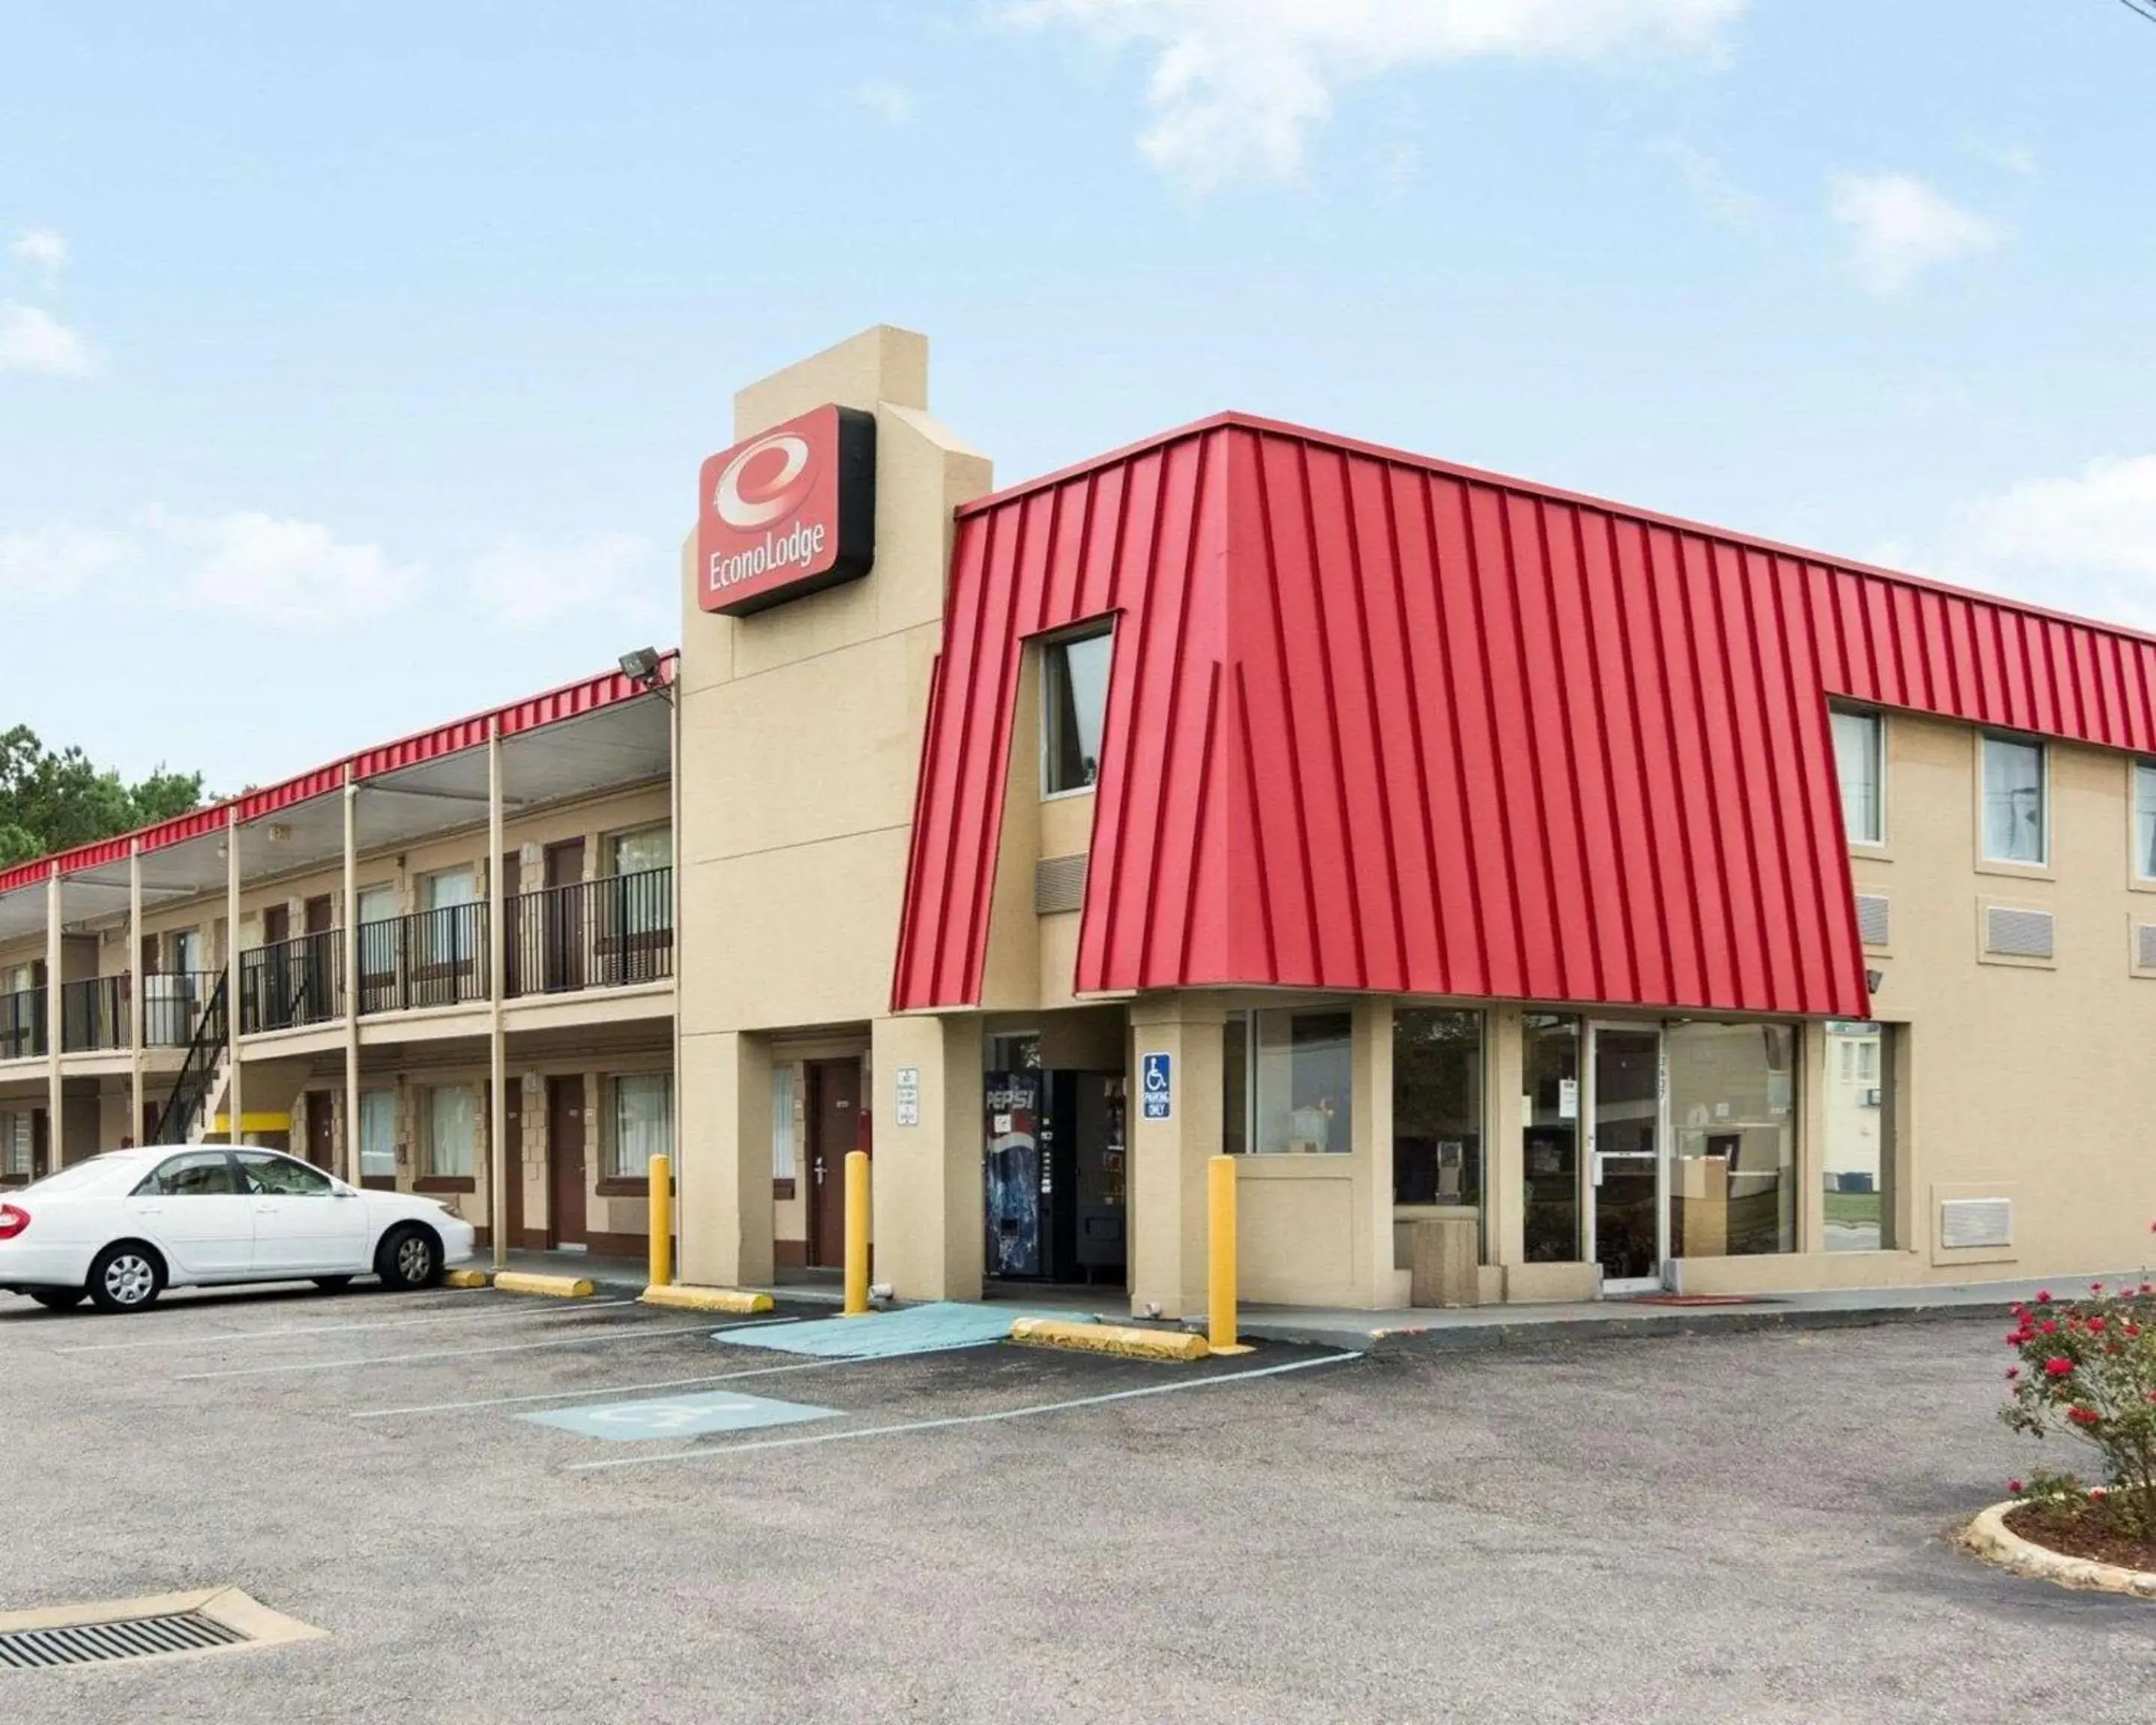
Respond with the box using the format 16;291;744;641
0;1610;249;1669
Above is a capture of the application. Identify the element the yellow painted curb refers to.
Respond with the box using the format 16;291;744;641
640;1283;776;1315
493;1271;595;1299
1009;1318;1211;1362
443;1269;491;1289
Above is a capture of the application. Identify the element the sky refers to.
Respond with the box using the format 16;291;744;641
3;0;2154;792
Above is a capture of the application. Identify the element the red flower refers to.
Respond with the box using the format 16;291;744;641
2044;1357;2074;1377
2069;1405;2101;1426
2009;1479;2025;1494
2006;1367;2021;1380
2039;1320;2059;1336
2088;1317;2107;1333
2037;1290;2053;1303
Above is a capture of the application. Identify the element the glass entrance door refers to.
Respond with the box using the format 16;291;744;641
1589;1025;1664;1292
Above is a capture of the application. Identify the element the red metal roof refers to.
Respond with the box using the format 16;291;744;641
0;654;677;897
892;413;2156;1016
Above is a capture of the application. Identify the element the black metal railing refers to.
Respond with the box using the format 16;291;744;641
358;903;488;1015
60;976;129;1053
507;867;672;997
143;971;222;1050
240;931;344;1034
151;973;228;1146
0;987;46;1061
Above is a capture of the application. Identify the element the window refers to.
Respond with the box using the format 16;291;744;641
1831;708;1884;846
0;1114;30;1179
1392;1009;1484;1220
135;1151;239;1197
170;928;204;976
359;1091;396;1178
237;1151;334;1196
772;1064;798;1182
608;1072;674;1179
609;826;672;877
1824;1020;1895;1252
424;1086;477;1178
2137;763;2156;882
1520;1014;1582;1262
1982;735;2047;865
1222;1008;1354;1155
607;827;674;947
1041;627;1112;796
420;868;478;968
1668;1022;1797;1258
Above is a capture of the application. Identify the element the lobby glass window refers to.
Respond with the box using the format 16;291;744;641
1831;708;1884;846
1667;1022;1797;1258
358;1090;395;1178
1392;1008;1484;1218
1222;1008;1354;1155
2137;763;2156;881
1520;1014;1581;1262
424;1086;476;1179
1823;1020;1895;1253
1041;627;1112;796
608;1072;673;1180
1982;735;2047;865
772;1064;798;1182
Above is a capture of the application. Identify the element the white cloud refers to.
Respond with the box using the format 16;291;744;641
153;509;425;625
0;523;128;597
1008;0;1744;186
9;228;67;278
1826;171;2001;295
1940;456;2156;631
856;80;916;123
1653;138;1765;230
0;301;93;374
463;532;667;628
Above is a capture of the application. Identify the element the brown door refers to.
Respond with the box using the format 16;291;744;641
305;1092;336;1169
806;1059;861;1269
542;839;585;992
504;1080;526;1247
546;1075;586;1247
302;895;335;1020
501;852;524;997
263;904;290;946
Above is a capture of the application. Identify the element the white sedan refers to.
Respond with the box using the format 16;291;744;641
0;1146;476;1314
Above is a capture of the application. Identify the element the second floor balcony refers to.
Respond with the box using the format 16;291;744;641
1;971;225;1059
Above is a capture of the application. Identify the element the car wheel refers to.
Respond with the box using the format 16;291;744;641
375;1224;442;1292
28;1288;86;1312
313;1276;354;1293
87;1244;165;1314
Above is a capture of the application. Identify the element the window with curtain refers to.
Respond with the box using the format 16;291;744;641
2137;763;2156;882
608;827;672;941
1041;627;1113;795
420;868;478;968
771;1064;798;1181
609;1072;674;1179
1982;735;2047;865
425;1086;477;1178
1830;708;1884;846
359;1090;395;1178
610;826;672;876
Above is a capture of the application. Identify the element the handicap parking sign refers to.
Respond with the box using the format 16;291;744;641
1141;1052;1172;1120
520;1390;839;1442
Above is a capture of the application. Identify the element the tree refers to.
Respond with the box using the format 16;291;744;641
0;726;206;869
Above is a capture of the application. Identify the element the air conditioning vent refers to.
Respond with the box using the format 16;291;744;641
1854;893;1889;946
1940;1196;2013;1251
1985;904;2053;961
2138;923;2156;972
1034;854;1088;916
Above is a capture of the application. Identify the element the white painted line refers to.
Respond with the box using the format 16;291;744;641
175;1321;721;1381
55;1299;639;1354
567;1351;1362;1472
350;1341;998;1419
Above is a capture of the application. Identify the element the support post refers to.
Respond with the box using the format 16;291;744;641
648;1152;674;1289
44;867;61;1173
128;842;144;1148
487;718;508;1271
664;667;683;1297
343;770;360;1186
842;1148;870;1316
1207;1154;1249;1354
225;806;242;1145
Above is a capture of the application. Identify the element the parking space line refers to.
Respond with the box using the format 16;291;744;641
349;1341;1000;1419
566;1351;1362;1472
55;1299;639;1354
174;1320;727;1380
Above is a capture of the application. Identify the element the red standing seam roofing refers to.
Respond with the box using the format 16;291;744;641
0;654;677;897
892;412;2156;1017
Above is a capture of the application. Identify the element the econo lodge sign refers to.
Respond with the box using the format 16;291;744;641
696;404;877;616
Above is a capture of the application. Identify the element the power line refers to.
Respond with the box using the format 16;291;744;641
2116;0;2156;22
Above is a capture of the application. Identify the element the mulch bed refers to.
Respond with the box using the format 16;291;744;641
2005;1497;2156;1573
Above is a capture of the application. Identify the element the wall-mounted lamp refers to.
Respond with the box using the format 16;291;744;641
618;647;664;690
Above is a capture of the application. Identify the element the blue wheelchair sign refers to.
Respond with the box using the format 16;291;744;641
1141;1052;1172;1120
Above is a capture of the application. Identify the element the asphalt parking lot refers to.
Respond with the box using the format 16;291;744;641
1;1282;2152;1725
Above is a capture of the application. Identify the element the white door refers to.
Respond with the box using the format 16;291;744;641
237;1151;371;1273
125;1150;255;1278
1587;1024;1666;1294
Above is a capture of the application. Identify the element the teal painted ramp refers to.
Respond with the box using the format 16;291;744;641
713;1303;1089;1359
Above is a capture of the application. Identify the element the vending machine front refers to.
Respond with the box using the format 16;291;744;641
983;1070;1045;1278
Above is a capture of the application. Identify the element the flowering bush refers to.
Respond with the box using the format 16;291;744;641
2000;1262;2156;1537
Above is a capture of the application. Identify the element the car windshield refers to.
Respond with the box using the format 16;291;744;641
22;1157;132;1196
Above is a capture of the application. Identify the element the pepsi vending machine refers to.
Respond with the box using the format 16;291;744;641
983;1070;1045;1277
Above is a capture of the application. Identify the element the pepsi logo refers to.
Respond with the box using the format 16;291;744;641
712;431;813;532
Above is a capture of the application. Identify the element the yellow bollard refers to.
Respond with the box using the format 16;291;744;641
843;1149;871;1317
1208;1154;1252;1354
648;1153;673;1290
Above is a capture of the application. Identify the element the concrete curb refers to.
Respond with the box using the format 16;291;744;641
1011;1318;1210;1362
493;1271;595;1300
640;1284;775;1315
1961;1500;2156;1598
443;1270;491;1289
